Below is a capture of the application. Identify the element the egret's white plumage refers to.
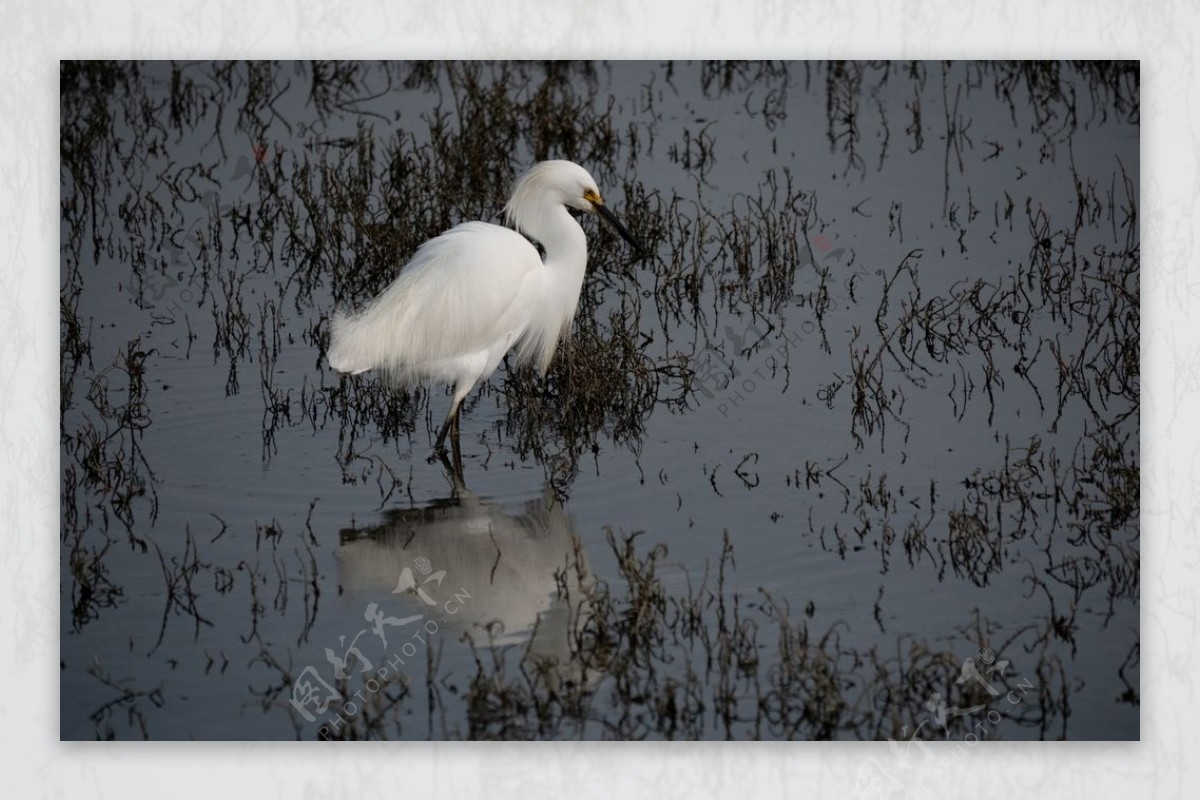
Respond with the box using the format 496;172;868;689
327;160;639;457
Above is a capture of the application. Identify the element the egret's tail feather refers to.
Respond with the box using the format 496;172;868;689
327;311;376;375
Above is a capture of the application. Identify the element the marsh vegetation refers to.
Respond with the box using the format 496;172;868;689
60;60;1138;742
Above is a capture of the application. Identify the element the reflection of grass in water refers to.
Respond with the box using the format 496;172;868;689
85;518;1085;740
61;337;158;544
293;531;1070;740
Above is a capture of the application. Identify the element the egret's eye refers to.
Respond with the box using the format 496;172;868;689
582;188;603;206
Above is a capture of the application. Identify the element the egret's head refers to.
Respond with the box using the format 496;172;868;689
505;160;642;255
505;160;596;222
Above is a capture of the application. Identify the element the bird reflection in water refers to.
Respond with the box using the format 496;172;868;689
335;461;592;683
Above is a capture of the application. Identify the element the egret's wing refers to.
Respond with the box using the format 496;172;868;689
328;222;542;380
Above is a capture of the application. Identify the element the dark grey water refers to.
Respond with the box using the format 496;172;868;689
61;60;1139;743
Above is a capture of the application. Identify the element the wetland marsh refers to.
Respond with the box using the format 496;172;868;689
60;60;1139;742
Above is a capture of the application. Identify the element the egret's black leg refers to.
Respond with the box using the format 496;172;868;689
433;382;471;458
450;404;464;477
433;396;460;454
432;447;467;491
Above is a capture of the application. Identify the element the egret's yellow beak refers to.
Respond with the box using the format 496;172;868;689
584;190;644;256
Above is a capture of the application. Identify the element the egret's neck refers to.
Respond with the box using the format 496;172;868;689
528;204;587;273
527;203;588;328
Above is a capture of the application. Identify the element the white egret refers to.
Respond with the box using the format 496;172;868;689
327;159;641;458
